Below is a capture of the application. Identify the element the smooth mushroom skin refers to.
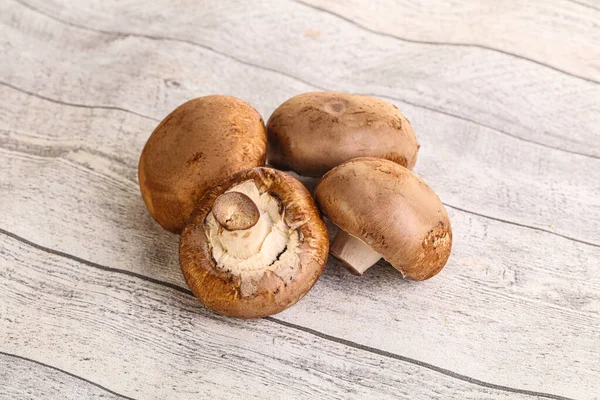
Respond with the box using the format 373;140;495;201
267;92;419;177
180;168;329;318
212;192;260;231
138;95;267;233
314;157;452;280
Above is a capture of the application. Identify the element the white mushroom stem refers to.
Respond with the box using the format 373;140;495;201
218;214;273;259
330;230;382;275
205;180;300;296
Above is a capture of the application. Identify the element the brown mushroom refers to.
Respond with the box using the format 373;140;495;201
267;92;419;177
138;95;267;233
179;167;329;318
314;157;452;280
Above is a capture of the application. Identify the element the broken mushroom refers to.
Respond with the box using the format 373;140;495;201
138;95;267;233
179;167;329;318
267;92;419;177
314;157;452;280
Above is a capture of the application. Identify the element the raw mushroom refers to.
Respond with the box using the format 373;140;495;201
314;157;452;280
138;95;267;233
179;167;329;318
267;92;419;177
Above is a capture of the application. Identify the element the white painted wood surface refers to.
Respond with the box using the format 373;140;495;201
1;1;598;399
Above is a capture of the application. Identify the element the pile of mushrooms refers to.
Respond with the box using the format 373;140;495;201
139;92;452;318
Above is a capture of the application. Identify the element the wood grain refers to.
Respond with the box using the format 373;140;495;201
298;0;600;82
1;24;598;245
10;0;600;159
568;0;600;12
1;0;598;398
1;102;598;398
0;353;128;400
0;234;547;400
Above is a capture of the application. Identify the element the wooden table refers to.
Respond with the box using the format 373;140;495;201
1;1;599;399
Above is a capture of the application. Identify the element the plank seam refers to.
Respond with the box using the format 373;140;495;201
265;318;576;400
293;0;600;85
0;80;159;122
0;351;137;400
8;0;599;160
0;138;597;249
2;77;596;161
443;204;600;249
0;227;577;400
565;0;600;12
368;93;600;160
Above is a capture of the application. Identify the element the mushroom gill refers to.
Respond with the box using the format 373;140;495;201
204;180;301;297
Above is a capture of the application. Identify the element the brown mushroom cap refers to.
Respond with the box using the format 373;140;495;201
314;157;452;280
179;167;329;318
212;192;260;231
138;95;267;233
267;92;419;177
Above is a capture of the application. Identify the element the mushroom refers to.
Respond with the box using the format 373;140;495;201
179;167;329;318
267;92;419;177
314;157;452;280
138;95;267;233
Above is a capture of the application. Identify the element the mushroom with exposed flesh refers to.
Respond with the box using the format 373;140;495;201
138;95;267;233
314;157;452;280
267;92;419;177
180;168;329;318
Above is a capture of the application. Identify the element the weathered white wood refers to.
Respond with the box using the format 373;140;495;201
570;0;600;11
298;0;600;82
1;0;599;399
0;353;126;400
1;107;599;398
0;234;541;400
1;0;599;247
8;0;600;158
3;4;600;245
1;40;598;247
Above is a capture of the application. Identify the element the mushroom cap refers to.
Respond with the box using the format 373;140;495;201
267;92;419;177
212;192;260;231
179;167;329;318
314;157;452;280
138;95;267;233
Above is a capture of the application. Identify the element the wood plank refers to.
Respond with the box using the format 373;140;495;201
9;0;600;158
297;0;600;82
568;0;600;12
2;3;600;247
0;353;127;400
1;1;598;398
0;0;313;120
1;53;598;247
0;117;598;398
0;234;543;400
0;17;598;394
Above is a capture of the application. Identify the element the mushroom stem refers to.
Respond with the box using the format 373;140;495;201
330;230;381;275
